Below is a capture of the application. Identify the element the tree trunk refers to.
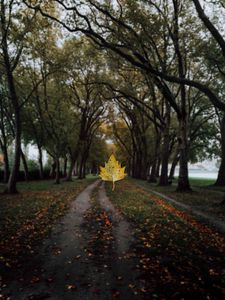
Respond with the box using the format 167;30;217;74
148;132;161;183
156;158;161;178
37;145;44;179
134;152;142;179
91;161;98;175
78;146;89;179
63;157;67;177
215;157;225;186
66;157;75;181
169;148;180;180
159;103;171;186
55;158;60;184
21;149;29;181
1;145;10;183
159;138;169;185
148;161;157;183
78;159;84;179
66;147;80;181
140;150;148;180
6;120;21;193
131;152;136;178
1;19;21;193
0;120;10;183
144;162;150;180
78;156;87;179
128;159;132;177
215;114;225;186
169;0;191;192
50;161;56;178
176;118;191;192
82;159;87;178
73;161;78;176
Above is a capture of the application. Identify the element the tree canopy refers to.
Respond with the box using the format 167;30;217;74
0;0;225;192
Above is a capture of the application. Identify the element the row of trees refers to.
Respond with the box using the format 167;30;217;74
23;0;225;192
0;1;108;193
1;0;225;193
105;64;217;185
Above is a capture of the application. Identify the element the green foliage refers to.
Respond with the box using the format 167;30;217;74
26;159;39;170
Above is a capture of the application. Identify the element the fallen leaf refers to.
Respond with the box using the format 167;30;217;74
66;284;76;290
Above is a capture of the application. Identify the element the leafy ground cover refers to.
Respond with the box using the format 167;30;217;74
0;177;96;272
132;178;225;221
105;179;225;299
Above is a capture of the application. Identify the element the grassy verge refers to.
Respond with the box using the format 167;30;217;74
130;178;225;221
105;179;225;299
0;177;97;269
187;177;216;186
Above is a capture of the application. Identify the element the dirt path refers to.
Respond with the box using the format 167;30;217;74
2;181;145;300
98;182;134;255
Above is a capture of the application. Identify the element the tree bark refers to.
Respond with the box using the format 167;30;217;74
156;157;161;178
192;0;225;59
73;161;78;176
169;148;180;180
21;149;29;181
65;147;80;181
82;159;87;178
0;110;10;183
6;118;21;193
172;0;191;192
159;136;170;185
55;158;60;184
1;144;10;183
159;102;171;186
37;145;44;179
65;157;75;181
176;118;191;191
78;155;87;179
215;114;225;186
148;132;161;183
50;160;56;178
149;161;157;183
3;156;10;183
78;145;89;179
1;5;21;194
78;159;84;179
66;158;75;181
63;157;67;177
133;151;143;179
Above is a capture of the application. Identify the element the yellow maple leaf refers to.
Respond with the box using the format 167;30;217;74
99;154;126;191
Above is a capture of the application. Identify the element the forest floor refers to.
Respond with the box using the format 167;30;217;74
0;178;225;299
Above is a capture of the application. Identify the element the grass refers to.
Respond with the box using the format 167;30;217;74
105;179;225;299
168;176;216;187
130;177;225;221
187;177;216;186
0;176;97;269
0;174;98;192
174;176;225;191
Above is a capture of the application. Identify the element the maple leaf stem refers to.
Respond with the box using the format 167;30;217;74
112;181;115;191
